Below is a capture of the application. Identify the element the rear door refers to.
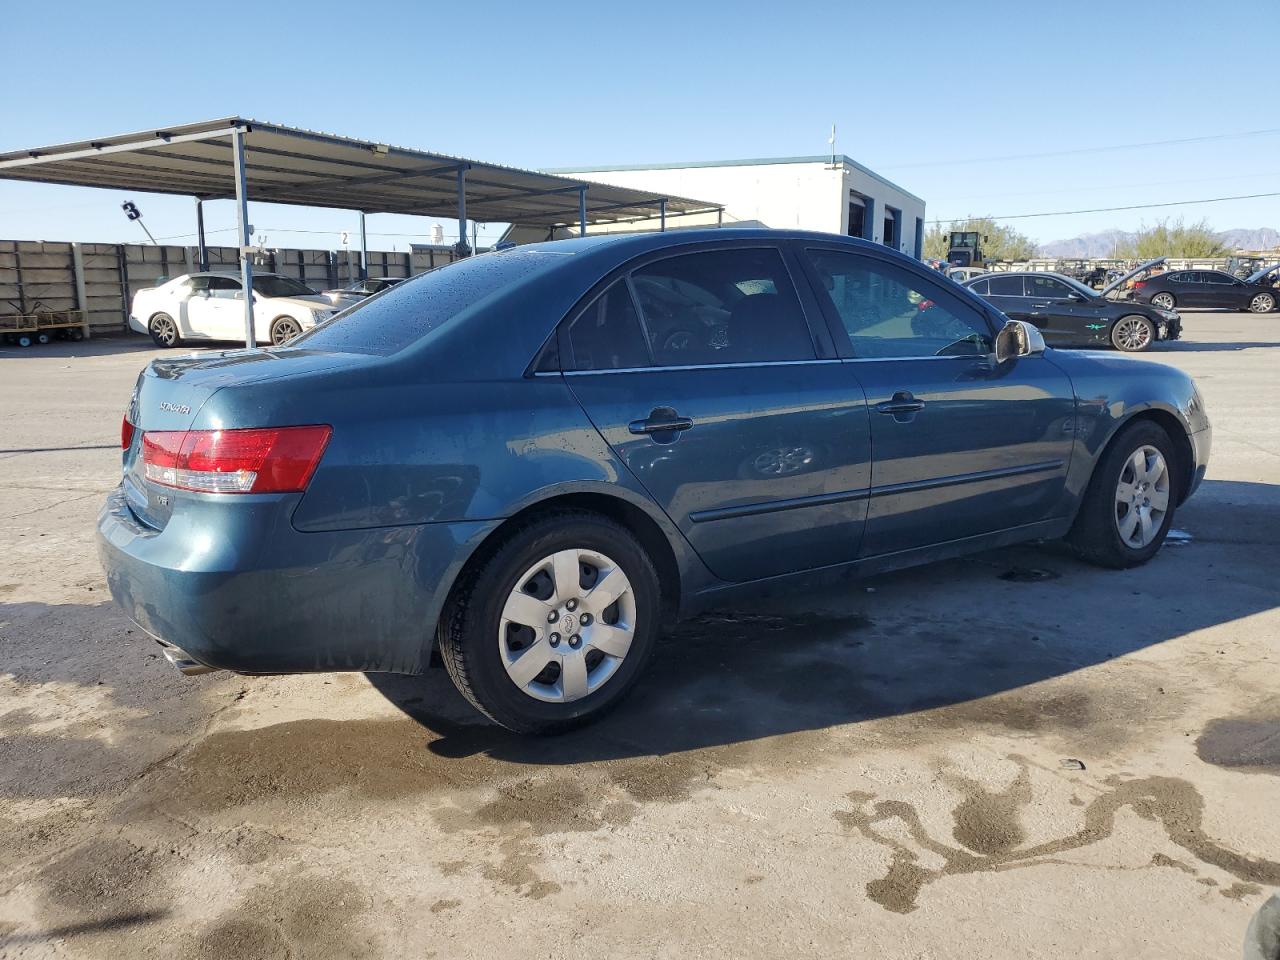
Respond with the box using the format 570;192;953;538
186;276;245;340
562;243;872;583
977;274;1031;322
1170;272;1207;307
799;246;1076;558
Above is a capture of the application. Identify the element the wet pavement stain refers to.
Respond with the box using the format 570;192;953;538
188;876;374;960
1197;717;1280;776
834;763;1280;914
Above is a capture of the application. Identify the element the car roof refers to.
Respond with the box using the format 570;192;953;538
964;271;1077;283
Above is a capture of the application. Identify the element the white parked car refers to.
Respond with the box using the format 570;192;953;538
129;272;341;347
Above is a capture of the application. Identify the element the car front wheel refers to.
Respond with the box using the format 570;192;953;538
1111;315;1155;352
148;313;181;348
1065;420;1179;568
1248;292;1275;313
438;511;661;734
270;316;302;345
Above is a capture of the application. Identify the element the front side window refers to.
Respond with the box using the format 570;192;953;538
986;274;1025;297
805;249;993;359
1026;276;1073;300
566;282;650;371
1203;271;1235;285
629;248;815;366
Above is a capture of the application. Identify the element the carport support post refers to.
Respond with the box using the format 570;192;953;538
231;127;255;348
358;212;368;281
579;185;588;238
195;199;208;271
659;199;667;232
455;168;470;258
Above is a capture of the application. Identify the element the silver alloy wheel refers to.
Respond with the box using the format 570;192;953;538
498;548;636;704
271;317;302;345
1114;444;1170;549
150;315;177;346
1112;316;1152;351
1250;293;1274;313
1151;293;1175;310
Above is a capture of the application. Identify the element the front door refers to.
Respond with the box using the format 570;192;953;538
186;276;246;341
561;245;872;583
1202;271;1247;308
798;246;1077;558
1024;274;1095;346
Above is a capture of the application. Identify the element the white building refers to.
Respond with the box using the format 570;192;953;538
543;155;927;258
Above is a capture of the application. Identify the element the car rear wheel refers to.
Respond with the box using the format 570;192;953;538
148;313;181;348
1248;292;1275;313
1065;420;1178;568
438;511;661;734
1111;315;1155;352
270;316;302;345
1150;292;1176;310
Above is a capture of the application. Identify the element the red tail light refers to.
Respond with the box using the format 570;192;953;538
141;426;331;494
1133;280;1147;290
121;415;135;450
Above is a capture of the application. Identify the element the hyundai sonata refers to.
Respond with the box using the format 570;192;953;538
99;230;1210;733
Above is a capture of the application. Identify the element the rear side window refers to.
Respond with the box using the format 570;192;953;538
630;248;815;365
805;249;993;359
566;282;650;371
291;250;558;356
968;279;989;296
986;274;1025;297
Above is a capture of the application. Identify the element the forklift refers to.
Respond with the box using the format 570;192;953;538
946;231;986;267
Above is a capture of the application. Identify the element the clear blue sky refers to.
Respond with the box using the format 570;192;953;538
3;0;1276;251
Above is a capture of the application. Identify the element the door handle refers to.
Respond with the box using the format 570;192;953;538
628;407;694;436
875;392;926;416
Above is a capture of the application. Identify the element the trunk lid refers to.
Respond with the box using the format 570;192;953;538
122;348;357;529
1099;256;1167;298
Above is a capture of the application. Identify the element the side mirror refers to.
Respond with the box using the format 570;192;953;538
994;319;1046;363
1067;292;1086;302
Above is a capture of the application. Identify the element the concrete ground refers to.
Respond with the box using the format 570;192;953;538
0;311;1277;959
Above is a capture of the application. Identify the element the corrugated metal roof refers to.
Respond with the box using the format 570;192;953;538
0;117;721;227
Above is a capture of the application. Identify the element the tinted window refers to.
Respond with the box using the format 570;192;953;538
1026;276;1073;300
566;282;650;371
253;275;318;298
1170;272;1197;283
806;249;993;359
968;279;990;295
1203;271;1236;285
207;276;241;299
986;274;1026;297
292;249;559;356
630;248;814;365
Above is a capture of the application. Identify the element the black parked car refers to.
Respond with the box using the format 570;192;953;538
1132;267;1277;313
963;266;1181;352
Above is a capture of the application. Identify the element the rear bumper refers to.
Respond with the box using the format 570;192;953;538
96;486;497;675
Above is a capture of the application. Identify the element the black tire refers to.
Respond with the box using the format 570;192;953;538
36;332;51;345
148;313;182;348
1111;315;1155;352
270;316;302;346
439;510;662;734
1150;292;1176;310
1065;420;1180;569
1248;292;1275;314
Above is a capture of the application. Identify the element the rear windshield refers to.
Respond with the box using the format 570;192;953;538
290;249;559;355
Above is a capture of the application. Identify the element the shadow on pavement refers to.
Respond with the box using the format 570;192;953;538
370;478;1280;764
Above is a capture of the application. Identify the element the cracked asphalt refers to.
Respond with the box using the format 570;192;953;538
0;311;1277;959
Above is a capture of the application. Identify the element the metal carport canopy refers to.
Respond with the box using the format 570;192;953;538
0;117;720;347
0;117;719;227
